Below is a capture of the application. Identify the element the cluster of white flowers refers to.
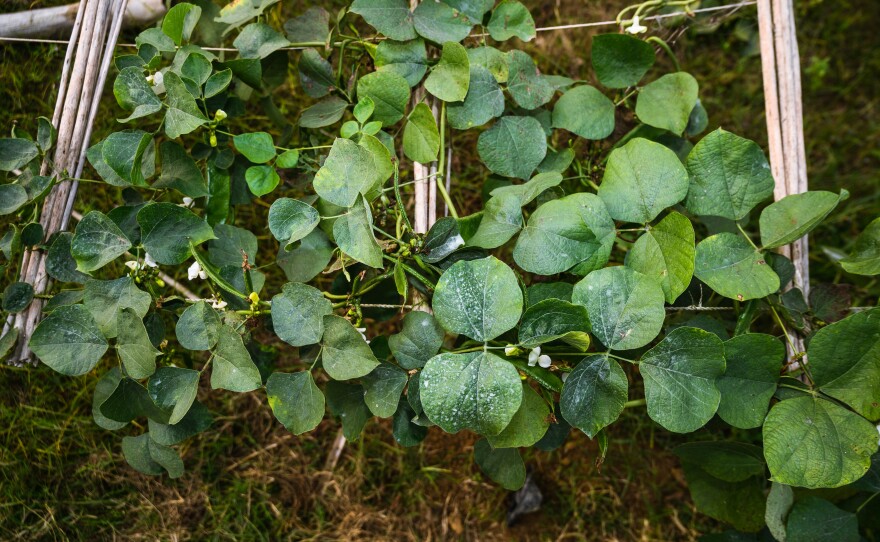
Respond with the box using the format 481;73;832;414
209;298;227;310
124;253;158;271
527;346;551;369
188;261;207;281
146;70;165;93
356;327;369;344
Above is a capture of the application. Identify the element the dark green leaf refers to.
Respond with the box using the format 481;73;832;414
233;22;289;59
487;383;549;448
487;1;535;42
163;71;208;139
518;298;590;349
694;233;779;301
560;355;627;438
148;401;212;445
244;165;280;196
759;190;846;249
211;326;262;392
147;366;199;424
138;202;216;265
321;314;380;380
447;65;505;129
591;33;655;89
362;362;408;418
176;300;221;351
114;67;162;122
83;277;151;338
117;307;160;380
298;48;336;98
0;138;39;171
388;311;445;370
71;211;132;272
266;371;325;434
299;96;348;128
506;50;554;110
716;333;783;429
350;0;416;41
93;368;127;430
412;0;474;44
473;438;525;490
477;116;546;180
786;497;860;542
356;70;410;125
841;217;880;275
271;282;332;347
325;381;372;440
552;85;615;139
2;281;33;313
375;38;428;87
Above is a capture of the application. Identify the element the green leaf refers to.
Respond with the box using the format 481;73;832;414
685;129;775;220
388;311;445;370
114;67;162;122
375;38;428;87
447;65;504;129
636;72;699;135
148;401;212;445
267;198;319;249
266;371;325;434
299;96;348;128
560;355;627;438
432;256;523;342
313;138;377;207
137;202;216;265
468;46;509;83
92;368;127;430
591;33;655;89
121;434;164;476
298;48;335;98
233;22;289;59
420;351;522;435
284;6;331;44
625;210;695;303
102;130;154;186
101;376;170;423
473;438;526;490
759;190;846;249
333;196;384;268
46;232;88;283
598;138;689;224
176;300;221;351
403;103;440;163
487;383;549;448
84;277;151;338
518;299;590;349
0;138;39;171
325;381;372;440
2;281;33;313
694;233;780;301
244;165;280;196
147;366;199;425
276;228;334;282
155;141;207;197
477;116;546;180
362;363;408;418
551;85;615;140
117;307;160;380
321;314;380;380
763;396;877;488
640;327;726;433
412;0;474;44
506;50;554;110
70;211;132;273
571;266;665;350
841;217;880;275
786;497;860;542
271;282;332;347
487;1;535;42
425;41;469;102
208;223;257;268
467;193;523;249
350;0;416;41
0;184;28;215
679;460;766;532
716;333;783;429
674;442;766;482
233;132;276;164
163;71;207;139
765;482;794;542
211;326;262;392
162;3;201;45
393;398;428;446
808;308;880;421
356;70;410;125
30;304;108;376
490;171;563;206
204;68;232;98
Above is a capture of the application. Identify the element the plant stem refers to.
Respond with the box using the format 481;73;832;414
435;102;459;219
624;398;647;409
736;222;761;251
393;160;414;234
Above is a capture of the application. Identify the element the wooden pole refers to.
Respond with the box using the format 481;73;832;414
0;0;163;39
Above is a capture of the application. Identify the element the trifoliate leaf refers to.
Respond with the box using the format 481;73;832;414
424;41;469;102
356;70;410;125
625;210;695;303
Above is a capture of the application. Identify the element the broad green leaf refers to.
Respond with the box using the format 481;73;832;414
276;149;299;168
101;377;170;423
321;314;380;380
30;304;108;376
299;96;348;128
350;0;416;41
208;223;257;268
467;193;522;249
333;196;384;268
356;70;410;125
102;130;153;186
0;138;39;171
636;72;699;135
425;41;469;102
244;165;280;196
362;363;408;418
625;210;695;303
268;198;319;248
358;133;393;193
233;22;289;59
114;67;162;122
679;460;766;532
276;228;334;282
765;482;794;542
473;438;526;490
640;327;726;433
148;401;212;445
325;381;372;440
45;232;88;283
178;52;211;86
147;366;199;425
763;396;877;488
375;38;428;87
211;326;261;392
685;129;775;220
591;33;655;89
176;300;221;351
271;282;332;347
161;3;201;45
233;132;276;164
477;116;546;180
506;50;554;110
313;138;377;207
147;439;185;478
786;497;860;542
204;69;232;98
298;48;335;98
0;184;28;215
514;193;612;275
412;0;474;44
560;355;627;438
841;217;880;275
487;383;549;448
445;0;494;20
808;308;880;421
518;299;590;349
388;311;445;370
598;138;689;224
155;141;207;197
138;202;215;265
432;256;523;342
71;211;132;272
117;307;160;380
674;442;766;482
487;1;535;42
571;266;665;350
420;351;523;435
163;71;207;139
468;46;509;83
121;434;164;476
266;371;325;434
92;368;127;430
694;233;780;301
284;6;330;43
447;65;504;129
403;102;440;163
393;398;428;446
759;190;846;249
716;333;783;429
490;171;563;206
84;277;151;338
552;85;615;140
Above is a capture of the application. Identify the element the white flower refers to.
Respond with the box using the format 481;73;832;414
356;326;370;344
527;346;541;366
211;298;228;310
181;197;194;208
124;260;139;271
626;15;647;34
504;345;517;356
188;261;207;280
537;354;552;369
151;70;165;94
144;253;158;268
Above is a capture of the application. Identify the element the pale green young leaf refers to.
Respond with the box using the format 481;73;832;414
625;211;695;303
425;41;469;102
467;193;523;249
636;72;699;135
233;132;276;164
468;46;509;83
694;233;780;301
244;165;280;196
841;217;880;275
490;171;563;206
161;3;201;45
313;138;377;207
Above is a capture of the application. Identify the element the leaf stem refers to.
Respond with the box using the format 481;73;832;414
735;222;760;251
624;398;647;409
435;102;459;219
